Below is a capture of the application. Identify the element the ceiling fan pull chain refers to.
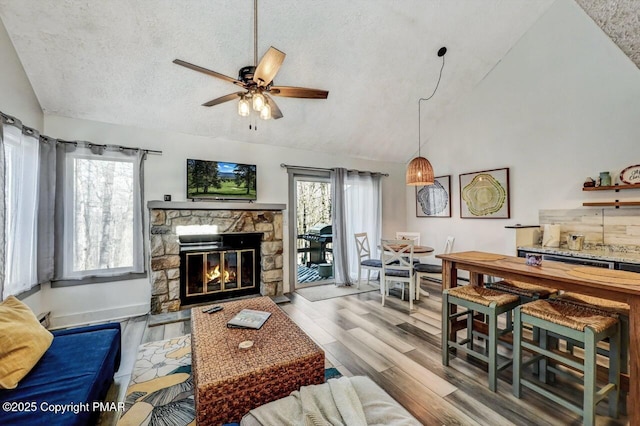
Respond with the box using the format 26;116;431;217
249;115;258;131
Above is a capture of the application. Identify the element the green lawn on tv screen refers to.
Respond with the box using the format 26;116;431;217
188;179;256;199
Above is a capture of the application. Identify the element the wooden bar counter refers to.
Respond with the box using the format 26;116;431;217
437;251;640;425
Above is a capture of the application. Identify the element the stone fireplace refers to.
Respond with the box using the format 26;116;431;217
148;201;285;314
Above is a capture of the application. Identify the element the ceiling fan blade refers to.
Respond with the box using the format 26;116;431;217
173;59;247;88
253;47;285;87
264;94;283;119
202;92;245;107
270;86;329;99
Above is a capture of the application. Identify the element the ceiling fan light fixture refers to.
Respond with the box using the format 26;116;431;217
260;103;272;120
252;91;265;111
238;96;250;117
173;1;327;124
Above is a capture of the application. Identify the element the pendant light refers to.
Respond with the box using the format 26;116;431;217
406;47;447;186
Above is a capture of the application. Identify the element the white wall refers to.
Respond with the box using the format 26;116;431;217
406;0;640;260
0;17;45;314
0;17;42;129
44;115;406;326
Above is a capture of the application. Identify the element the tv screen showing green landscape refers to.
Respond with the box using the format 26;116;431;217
187;159;257;200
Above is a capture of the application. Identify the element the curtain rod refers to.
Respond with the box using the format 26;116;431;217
1;111;162;155
280;163;389;177
56;139;162;155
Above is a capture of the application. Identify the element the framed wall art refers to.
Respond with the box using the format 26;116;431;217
416;175;451;217
459;168;510;219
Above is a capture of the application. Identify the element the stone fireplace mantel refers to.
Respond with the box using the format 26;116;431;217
147;201;286;314
148;201;286;211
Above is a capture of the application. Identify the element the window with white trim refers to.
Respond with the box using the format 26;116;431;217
60;146;144;279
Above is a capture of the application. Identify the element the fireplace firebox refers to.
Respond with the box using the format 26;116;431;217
179;233;262;305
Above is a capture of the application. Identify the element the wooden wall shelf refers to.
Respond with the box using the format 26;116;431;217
583;183;640;192
582;201;640;207
582;183;640;207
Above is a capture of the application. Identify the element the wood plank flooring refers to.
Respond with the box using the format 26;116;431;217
104;279;627;425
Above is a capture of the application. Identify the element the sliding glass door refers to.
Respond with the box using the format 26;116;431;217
294;176;333;288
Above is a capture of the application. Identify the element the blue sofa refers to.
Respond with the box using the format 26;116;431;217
0;322;121;426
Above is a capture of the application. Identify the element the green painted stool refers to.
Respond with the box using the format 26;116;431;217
555;292;629;374
513;299;621;426
486;279;558;340
442;285;520;392
486;279;560;374
486;279;558;304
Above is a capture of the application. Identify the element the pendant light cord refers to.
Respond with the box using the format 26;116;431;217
418;53;445;157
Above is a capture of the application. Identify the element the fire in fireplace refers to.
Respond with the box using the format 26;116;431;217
179;233;262;305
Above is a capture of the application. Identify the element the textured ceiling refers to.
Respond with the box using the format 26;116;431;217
575;0;640;68
0;0;557;163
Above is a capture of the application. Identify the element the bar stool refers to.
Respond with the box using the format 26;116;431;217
486;280;559;348
555;292;629;373
486;279;558;303
513;299;621;426
442;285;521;391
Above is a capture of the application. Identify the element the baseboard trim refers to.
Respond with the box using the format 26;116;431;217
49;303;149;330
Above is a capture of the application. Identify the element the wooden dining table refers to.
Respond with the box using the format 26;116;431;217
436;251;640;424
385;244;434;254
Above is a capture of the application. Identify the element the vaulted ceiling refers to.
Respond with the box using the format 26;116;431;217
575;0;640;68
2;0;631;164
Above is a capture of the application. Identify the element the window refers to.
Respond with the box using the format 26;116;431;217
59;146;144;279
2;124;39;298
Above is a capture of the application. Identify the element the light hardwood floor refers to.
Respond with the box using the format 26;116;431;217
106;280;627;426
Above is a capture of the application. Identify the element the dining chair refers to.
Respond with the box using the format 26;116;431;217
380;239;415;311
395;232;421;246
414;236;455;299
354;232;382;289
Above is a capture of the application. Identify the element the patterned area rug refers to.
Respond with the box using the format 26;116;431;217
118;335;341;426
117;335;194;426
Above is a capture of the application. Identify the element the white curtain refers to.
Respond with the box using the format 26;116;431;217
344;172;382;281
331;169;382;285
56;144;145;279
2;122;40;298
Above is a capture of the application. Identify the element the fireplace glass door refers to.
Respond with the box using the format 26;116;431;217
186;249;255;298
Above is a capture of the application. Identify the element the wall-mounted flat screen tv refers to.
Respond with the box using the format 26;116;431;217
187;159;257;200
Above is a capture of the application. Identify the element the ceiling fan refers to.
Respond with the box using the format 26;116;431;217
173;0;328;121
